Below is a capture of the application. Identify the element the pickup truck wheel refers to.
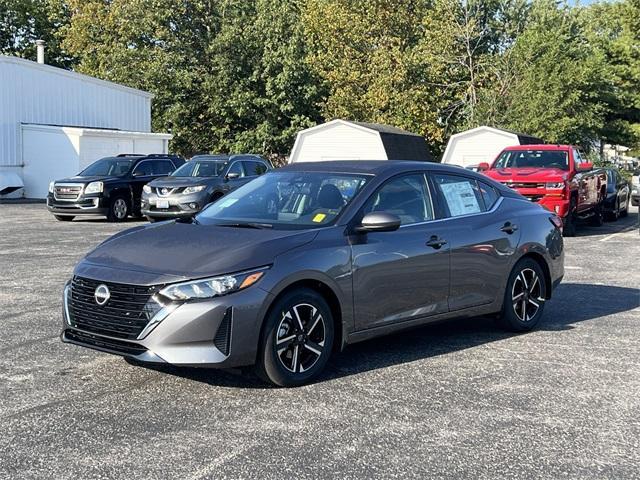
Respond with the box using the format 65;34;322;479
562;210;576;237
107;196;129;222
54;215;74;222
590;204;603;226
499;258;547;332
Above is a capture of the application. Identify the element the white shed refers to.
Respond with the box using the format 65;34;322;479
441;126;542;168
0;55;171;198
289;119;433;163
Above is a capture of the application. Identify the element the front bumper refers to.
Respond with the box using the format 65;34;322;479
47;195;108;216
61;280;273;368
141;191;210;219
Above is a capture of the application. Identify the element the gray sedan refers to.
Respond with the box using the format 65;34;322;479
61;161;564;386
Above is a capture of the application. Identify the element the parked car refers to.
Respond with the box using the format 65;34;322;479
47;154;185;222
141;154;271;221
600;168;630;221
61;161;564;387
631;169;639;206
479;145;607;236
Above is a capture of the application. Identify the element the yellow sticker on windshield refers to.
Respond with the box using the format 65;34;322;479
313;213;326;223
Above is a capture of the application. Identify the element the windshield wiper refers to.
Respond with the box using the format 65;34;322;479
216;222;273;229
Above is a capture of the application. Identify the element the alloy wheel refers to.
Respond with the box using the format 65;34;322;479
114;198;128;219
511;268;545;322
275;303;326;373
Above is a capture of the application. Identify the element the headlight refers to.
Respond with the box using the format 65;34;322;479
84;181;103;194
183;185;206;194
159;267;268;300
545;182;565;189
49;181;54;193
143;185;152;194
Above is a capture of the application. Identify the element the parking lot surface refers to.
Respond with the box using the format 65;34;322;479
1;204;639;479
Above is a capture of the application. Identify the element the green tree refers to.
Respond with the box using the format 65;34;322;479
0;0;74;68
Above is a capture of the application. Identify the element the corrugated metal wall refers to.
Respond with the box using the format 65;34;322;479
0;56;152;167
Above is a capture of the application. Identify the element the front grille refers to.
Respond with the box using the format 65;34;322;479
155;187;183;196
54;184;83;201
65;329;148;356
503;182;545;189
67;276;161;340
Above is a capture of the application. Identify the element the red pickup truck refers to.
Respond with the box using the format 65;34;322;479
479;144;606;236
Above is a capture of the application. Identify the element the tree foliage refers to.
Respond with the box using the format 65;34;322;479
1;0;638;157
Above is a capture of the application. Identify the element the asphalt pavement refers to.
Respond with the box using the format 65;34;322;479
0;204;638;479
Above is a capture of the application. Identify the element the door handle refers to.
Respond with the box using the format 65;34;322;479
426;235;447;249
501;222;518;234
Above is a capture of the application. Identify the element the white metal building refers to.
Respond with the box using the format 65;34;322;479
441;126;542;168
0;55;171;198
289;119;433;163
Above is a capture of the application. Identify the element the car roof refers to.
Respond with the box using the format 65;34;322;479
502;144;573;151
279;160;520;197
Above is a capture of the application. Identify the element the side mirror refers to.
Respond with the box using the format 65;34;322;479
354;212;401;233
225;172;240;181
578;162;593;172
477;162;490;172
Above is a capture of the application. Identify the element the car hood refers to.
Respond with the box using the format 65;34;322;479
77;221;318;285
485;168;568;183
55;175;122;184
148;176;220;188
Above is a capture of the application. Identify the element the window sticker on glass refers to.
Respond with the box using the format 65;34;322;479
440;181;481;216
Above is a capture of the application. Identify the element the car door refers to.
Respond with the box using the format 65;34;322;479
351;173;450;331
430;173;521;311
130;160;156;205
221;161;247;193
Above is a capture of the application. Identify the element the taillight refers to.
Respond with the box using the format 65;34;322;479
549;215;563;230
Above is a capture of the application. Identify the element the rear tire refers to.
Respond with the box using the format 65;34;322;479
562;209;576;237
107;196;129;222
256;288;334;387
498;258;547;332
54;215;74;222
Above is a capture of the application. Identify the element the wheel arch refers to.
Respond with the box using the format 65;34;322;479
261;278;345;353
514;251;553;299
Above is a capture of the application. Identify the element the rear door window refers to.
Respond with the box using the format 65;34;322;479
432;174;485;217
478;180;500;210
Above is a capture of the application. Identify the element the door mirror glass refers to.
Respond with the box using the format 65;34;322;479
226;172;240;180
477;162;490;171
355;212;401;233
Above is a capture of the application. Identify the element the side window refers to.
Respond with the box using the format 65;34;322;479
152;160;175;175
433;174;485;217
363;174;433;225
133;161;153;176
478;180;500;210
242;161;267;177
226;162;245;177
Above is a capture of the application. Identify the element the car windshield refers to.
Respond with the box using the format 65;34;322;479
494;150;569;171
172;161;227;177
79;157;135;176
196;171;369;229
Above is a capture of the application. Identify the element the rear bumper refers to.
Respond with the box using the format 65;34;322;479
46;196;108;216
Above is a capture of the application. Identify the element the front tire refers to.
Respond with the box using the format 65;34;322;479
256;288;334;387
562;208;576;237
107;196;129;222
54;215;74;222
499;258;547;332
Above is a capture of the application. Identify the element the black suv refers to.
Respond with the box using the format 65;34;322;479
47;154;185;222
141;154;271;221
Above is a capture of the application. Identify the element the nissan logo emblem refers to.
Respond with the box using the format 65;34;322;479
94;284;110;306
161;188;169;195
